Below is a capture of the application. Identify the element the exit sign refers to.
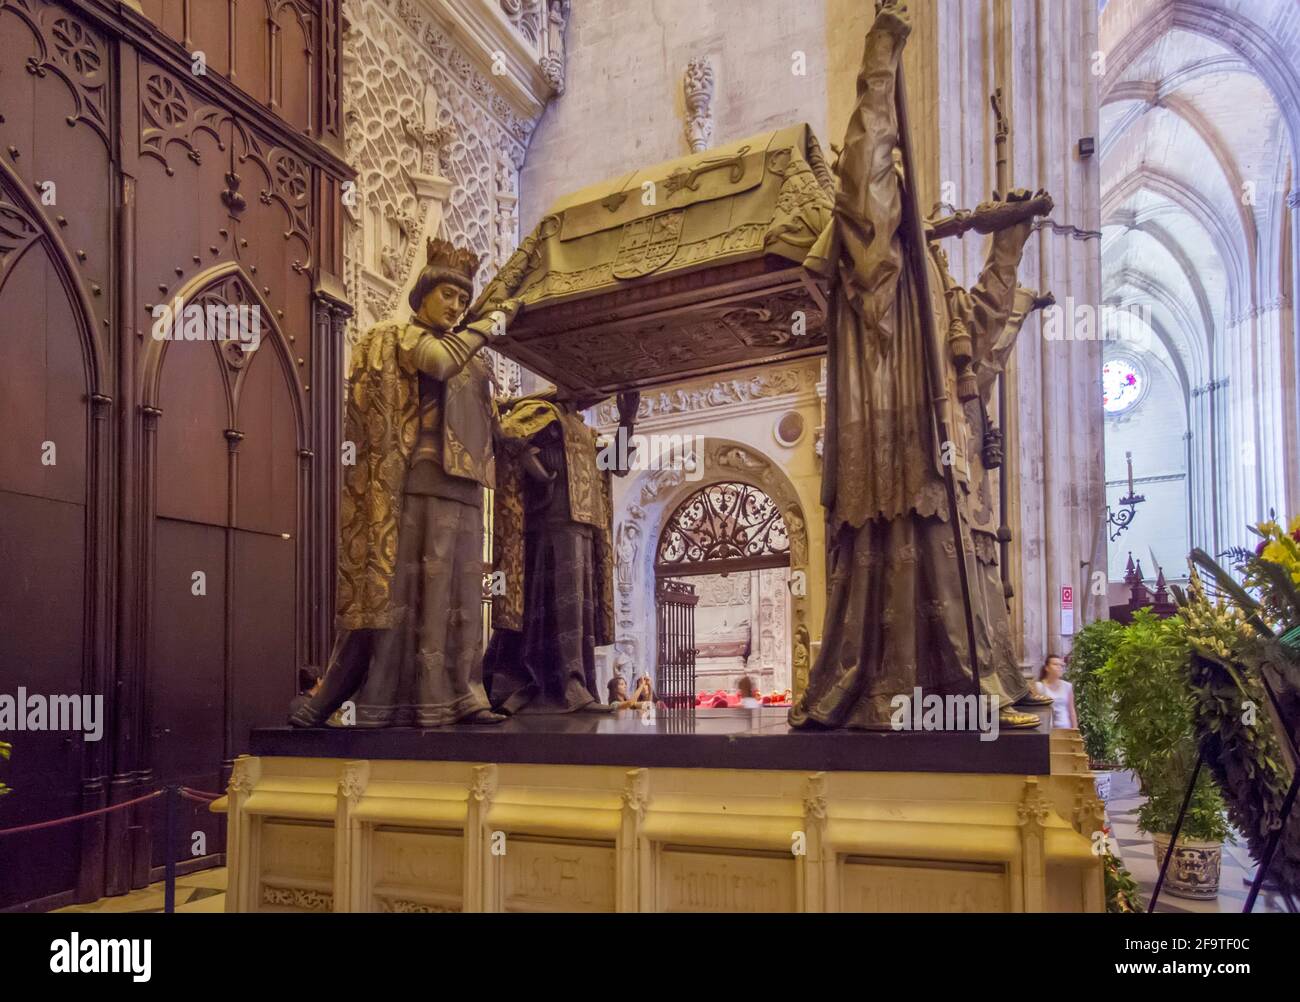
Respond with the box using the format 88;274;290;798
1061;585;1075;636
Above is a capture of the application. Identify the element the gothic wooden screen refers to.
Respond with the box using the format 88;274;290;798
0;0;350;909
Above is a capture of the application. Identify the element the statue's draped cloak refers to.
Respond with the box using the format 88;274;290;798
485;400;616;714
791;19;1031;728
804;23;954;534
491;399;615;644
335;321;495;631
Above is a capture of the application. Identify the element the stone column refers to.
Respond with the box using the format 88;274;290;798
915;0;1107;663
1289;192;1300;511
334;760;370;912
1246;171;1295;525
224;756;262;913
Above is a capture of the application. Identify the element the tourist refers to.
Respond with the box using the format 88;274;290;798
1037;654;1076;729
737;675;761;709
631;675;655;705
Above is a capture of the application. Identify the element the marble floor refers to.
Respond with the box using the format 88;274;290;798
1103;769;1297;914
53;867;227;914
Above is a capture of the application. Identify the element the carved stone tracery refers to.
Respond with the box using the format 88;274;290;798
340;0;567;396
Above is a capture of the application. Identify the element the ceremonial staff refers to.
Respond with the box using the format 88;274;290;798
992;89;1015;604
888;9;984;707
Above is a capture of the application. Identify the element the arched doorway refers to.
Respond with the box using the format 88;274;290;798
654;481;792;701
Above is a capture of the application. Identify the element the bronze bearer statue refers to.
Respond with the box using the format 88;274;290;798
291;238;518;728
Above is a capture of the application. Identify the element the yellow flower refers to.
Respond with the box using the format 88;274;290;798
1262;540;1291;566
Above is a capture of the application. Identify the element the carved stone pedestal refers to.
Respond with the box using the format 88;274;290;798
216;717;1104;913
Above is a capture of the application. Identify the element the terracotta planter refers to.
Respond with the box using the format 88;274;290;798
1151;832;1222;899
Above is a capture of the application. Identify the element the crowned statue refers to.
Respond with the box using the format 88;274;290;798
290;238;518;728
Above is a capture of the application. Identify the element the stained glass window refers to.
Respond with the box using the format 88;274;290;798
1102;357;1145;414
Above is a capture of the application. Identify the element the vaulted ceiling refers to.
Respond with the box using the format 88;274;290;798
1100;0;1298;401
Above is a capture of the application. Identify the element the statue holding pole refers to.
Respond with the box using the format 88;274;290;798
790;0;1054;730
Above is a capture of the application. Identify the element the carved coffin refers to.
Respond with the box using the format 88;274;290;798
491;124;835;394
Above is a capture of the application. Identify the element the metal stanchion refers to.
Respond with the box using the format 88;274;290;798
1147;753;1203;912
164;784;177;915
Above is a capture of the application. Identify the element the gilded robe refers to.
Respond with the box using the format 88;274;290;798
293;313;501;729
336;319;496;631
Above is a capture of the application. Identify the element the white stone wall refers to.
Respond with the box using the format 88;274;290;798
520;0;854;231
593;361;824;695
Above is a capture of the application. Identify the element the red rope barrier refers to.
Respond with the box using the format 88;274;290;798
0;789;165;837
178;787;222;804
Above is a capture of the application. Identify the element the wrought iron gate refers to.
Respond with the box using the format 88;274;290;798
655;579;699;708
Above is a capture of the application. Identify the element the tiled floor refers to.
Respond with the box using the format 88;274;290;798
54;867;227;914
1103;769;1297;914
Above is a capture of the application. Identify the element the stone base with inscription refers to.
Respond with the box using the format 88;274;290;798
215;711;1104;913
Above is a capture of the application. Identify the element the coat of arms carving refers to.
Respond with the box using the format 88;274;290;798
612;209;685;279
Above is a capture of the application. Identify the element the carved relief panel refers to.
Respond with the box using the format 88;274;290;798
136;0;328;142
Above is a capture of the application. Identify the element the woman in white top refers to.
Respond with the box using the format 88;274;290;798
1037;654;1077;729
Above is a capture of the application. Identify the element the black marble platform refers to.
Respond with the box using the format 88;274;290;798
250;706;1052;774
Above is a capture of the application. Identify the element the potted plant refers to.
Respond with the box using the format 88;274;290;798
1102;609;1230;899
1069;618;1126;798
1100;829;1141;914
1177;516;1300;894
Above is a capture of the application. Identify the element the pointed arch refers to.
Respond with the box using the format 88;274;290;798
0;156;106;397
620;438;813;696
1103;0;1300;166
140;261;308;446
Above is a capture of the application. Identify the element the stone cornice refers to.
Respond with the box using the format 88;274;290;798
593;361;822;432
414;0;558;120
